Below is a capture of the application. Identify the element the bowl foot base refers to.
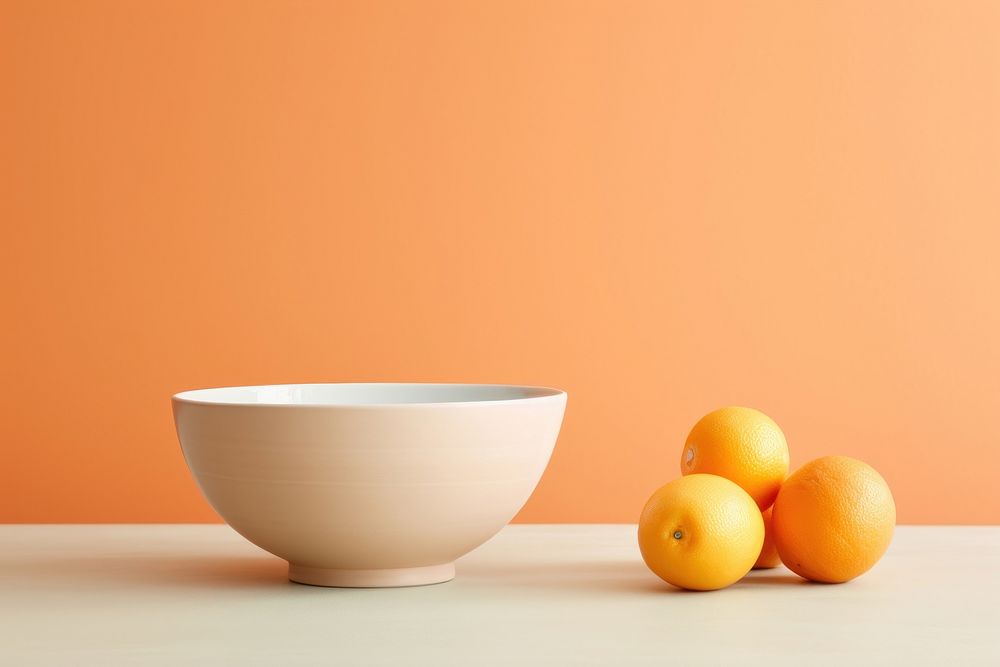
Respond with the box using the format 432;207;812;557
288;562;456;588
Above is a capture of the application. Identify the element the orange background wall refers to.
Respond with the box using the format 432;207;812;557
3;1;999;524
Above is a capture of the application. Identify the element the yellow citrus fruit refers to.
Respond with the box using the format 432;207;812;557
681;406;789;510
772;456;896;583
638;474;764;591
753;506;781;569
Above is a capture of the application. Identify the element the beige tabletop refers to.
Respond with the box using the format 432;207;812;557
1;524;997;665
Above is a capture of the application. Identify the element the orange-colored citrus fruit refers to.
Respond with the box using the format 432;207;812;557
753;506;781;569
681;406;789;510
638;474;764;591
772;456;895;583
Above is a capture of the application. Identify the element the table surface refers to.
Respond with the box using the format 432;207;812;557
1;525;998;665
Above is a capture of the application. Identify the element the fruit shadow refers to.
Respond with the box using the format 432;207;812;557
463;558;673;595
462;560;811;594
737;569;813;586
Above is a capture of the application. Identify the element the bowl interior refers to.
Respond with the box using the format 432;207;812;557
173;383;562;406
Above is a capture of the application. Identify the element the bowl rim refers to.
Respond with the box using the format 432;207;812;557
172;382;567;408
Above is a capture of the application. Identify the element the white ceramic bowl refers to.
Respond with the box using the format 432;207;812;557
172;383;566;587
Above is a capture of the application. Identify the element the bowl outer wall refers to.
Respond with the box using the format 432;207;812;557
172;392;566;569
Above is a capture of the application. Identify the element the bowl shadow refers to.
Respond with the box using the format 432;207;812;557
14;553;291;590
12;551;810;593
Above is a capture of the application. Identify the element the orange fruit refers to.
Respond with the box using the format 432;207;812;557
753;506;781;569
681;406;789;510
638;474;764;591
772;456;895;583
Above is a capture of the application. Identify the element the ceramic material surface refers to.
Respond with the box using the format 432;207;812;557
172;383;566;587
